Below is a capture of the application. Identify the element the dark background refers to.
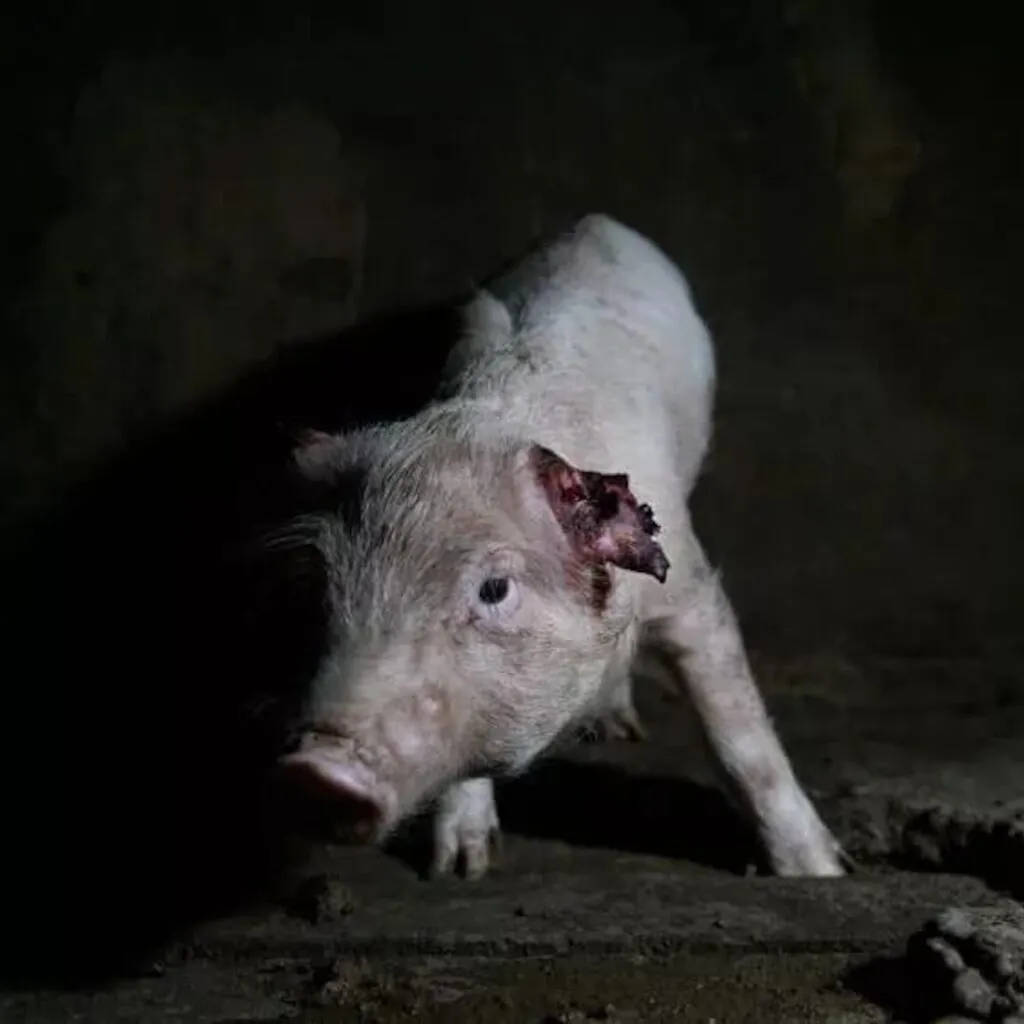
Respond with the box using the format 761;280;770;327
0;0;1020;986
4;0;1021;656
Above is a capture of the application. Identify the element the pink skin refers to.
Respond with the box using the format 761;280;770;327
277;746;396;843
276;446;671;844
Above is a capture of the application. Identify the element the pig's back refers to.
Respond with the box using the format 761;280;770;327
441;215;716;498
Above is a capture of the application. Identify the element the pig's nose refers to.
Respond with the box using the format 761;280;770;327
275;742;391;845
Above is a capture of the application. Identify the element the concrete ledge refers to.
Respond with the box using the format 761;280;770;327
185;870;1012;962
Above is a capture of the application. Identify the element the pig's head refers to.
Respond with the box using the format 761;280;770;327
275;414;669;843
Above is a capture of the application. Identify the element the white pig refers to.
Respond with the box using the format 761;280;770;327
277;214;846;880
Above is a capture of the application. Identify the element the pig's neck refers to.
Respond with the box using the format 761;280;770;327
422;388;611;481
415;392;533;451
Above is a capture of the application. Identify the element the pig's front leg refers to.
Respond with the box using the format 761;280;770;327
431;777;501;880
647;539;846;878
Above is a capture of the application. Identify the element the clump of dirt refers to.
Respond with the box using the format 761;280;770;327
906;905;1024;1022
285;873;359;925
835;790;1024;899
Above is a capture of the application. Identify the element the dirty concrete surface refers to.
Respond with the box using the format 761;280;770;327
3;664;1023;1021
1;0;1023;1021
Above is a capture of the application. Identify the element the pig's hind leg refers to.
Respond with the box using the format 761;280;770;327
585;667;648;743
431;777;501;880
643;532;847;878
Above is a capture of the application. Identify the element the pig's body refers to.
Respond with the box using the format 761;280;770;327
435;217;714;732
279;215;846;880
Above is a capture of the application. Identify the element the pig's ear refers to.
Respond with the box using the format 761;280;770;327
291;429;345;483
530;445;671;583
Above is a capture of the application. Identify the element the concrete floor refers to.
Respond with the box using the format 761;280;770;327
3;658;1022;1021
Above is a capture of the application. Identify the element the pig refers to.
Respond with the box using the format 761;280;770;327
276;213;847;880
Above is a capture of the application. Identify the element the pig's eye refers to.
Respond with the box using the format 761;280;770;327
471;570;521;625
478;577;511;605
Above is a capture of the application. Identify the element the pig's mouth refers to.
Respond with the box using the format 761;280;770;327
275;744;400;846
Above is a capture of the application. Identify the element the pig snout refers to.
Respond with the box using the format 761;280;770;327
276;734;399;844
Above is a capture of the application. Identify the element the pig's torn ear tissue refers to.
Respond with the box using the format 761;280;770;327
531;444;670;583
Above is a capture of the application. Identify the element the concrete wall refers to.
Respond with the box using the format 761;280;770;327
3;0;1021;658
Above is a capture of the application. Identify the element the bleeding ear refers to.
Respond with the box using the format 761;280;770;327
530;445;671;583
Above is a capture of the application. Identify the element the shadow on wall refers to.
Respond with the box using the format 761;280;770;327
0;301;465;987
0;289;764;988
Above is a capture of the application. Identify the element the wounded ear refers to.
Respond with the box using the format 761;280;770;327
530;445;670;583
